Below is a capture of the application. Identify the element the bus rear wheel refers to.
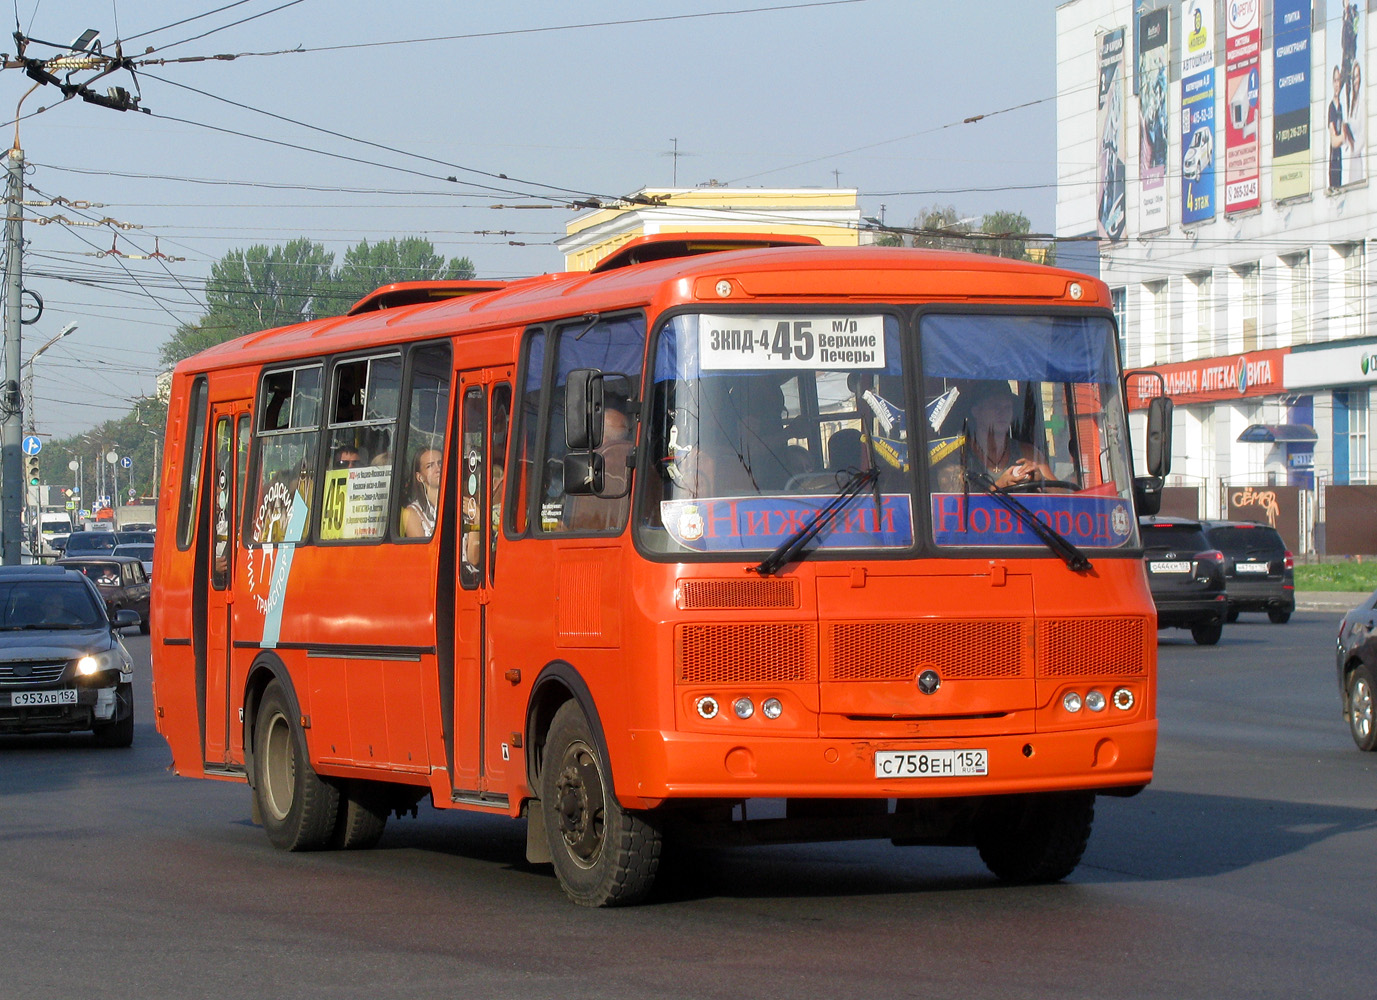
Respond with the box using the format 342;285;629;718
253;680;340;851
331;781;389;850
976;791;1095;884
540;701;661;907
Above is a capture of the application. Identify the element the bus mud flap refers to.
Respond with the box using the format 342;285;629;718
525;798;552;863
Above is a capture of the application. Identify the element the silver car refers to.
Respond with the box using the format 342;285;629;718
1337;590;1377;751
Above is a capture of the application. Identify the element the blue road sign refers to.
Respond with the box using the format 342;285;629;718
21;435;41;456
120;456;132;469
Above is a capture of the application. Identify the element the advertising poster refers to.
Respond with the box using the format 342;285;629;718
1181;0;1216;225
1138;8;1170;232
1273;0;1312;201
1326;1;1365;190
1096;28;1127;241
1224;0;1261;213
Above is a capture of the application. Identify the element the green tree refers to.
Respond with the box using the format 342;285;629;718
205;237;336;337
317;237;476;317
972;210;1032;261
909;204;976;253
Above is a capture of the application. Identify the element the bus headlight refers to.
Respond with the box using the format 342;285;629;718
762;698;783;719
1062;691;1083;713
1085;690;1107;712
733;697;754;719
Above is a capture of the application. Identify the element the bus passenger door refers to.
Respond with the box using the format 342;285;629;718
204;403;249;765
451;370;512;800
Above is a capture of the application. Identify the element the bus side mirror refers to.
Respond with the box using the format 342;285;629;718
1133;476;1163;517
563;452;605;496
1146;395;1172;477
565;369;605;451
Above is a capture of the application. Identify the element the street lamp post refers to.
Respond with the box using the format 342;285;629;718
17;321;77;552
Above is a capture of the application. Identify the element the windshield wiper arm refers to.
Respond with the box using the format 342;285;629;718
752;468;880;576
966;469;1093;573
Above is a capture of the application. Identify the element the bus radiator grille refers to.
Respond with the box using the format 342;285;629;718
677;623;817;683
824;621;1029;680
678;578;800;610
1037;617;1148;676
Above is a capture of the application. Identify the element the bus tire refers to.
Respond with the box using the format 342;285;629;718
331;781;389;850
252;680;340;851
976;791;1095;884
541;700;661;907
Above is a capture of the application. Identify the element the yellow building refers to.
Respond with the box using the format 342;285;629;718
558;187;862;272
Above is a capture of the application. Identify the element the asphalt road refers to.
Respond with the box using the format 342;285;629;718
2;611;1372;1000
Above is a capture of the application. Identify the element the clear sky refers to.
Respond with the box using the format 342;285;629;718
4;0;1060;439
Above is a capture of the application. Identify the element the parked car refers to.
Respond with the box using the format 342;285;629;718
1337;590;1377;752
0;565;138;746
112;543;154;578
55;556;150;635
62;531;119;556
1201;520;1295;623
1139;516;1228;645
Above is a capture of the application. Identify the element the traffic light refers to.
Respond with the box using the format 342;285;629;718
24;455;39;487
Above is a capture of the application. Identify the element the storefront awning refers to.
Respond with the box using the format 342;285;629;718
1237;423;1318;444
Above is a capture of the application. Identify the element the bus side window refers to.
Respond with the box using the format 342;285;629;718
319;353;400;542
510;329;545;537
396;342;451;541
176;377;208;551
489;383;511;579
538;314;644;535
459;386;486;589
249;364;322;545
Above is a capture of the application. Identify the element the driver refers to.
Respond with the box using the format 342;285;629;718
939;381;1054;491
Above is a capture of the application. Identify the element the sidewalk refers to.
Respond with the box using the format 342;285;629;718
1294;591;1371;613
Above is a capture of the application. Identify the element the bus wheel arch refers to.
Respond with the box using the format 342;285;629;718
525;661;614;799
242;652;292;789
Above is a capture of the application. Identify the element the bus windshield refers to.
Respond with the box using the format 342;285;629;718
641;310;1138;556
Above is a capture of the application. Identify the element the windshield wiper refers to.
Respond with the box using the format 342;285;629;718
752;468;880;576
966;469;1093;573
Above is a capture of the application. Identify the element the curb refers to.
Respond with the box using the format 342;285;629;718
1294;591;1370;613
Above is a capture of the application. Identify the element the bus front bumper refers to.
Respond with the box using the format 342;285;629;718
620;721;1156;808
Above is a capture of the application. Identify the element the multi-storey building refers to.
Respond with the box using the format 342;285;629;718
1057;0;1377;551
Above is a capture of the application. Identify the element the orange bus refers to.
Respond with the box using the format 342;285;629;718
152;236;1172;906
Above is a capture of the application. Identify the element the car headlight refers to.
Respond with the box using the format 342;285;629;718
75;649;123;677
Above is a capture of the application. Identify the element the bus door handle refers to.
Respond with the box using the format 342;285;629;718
477;588;491;606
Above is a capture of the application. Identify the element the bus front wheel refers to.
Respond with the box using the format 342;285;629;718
976;791;1095;884
252;680;341;851
540;701;661;906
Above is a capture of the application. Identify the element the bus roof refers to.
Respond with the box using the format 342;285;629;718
174;238;1107;377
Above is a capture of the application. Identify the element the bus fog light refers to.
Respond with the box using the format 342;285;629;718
1063;692;1083;713
696;696;719;720
733;697;754;719
1085;690;1106;712
762;698;783;719
1113;687;1135;711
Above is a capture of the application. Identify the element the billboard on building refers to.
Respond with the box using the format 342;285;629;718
1127;347;1288;410
1272;0;1312;201
1181;0;1217;225
1097;28;1127;241
1224;0;1261;213
1325;1;1366;190
1138;8;1170;232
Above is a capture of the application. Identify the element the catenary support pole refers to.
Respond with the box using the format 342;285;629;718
2;146;25;564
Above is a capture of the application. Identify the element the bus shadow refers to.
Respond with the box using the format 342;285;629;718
366;786;1377;903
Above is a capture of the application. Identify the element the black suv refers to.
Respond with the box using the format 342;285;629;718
1139;516;1228;645
1200;520;1295;624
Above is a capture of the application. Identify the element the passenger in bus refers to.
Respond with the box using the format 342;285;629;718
942;381;1053;491
401;448;442;538
827;428;865;472
335;444;361;468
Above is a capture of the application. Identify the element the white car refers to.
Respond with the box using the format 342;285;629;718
1183;128;1213;181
